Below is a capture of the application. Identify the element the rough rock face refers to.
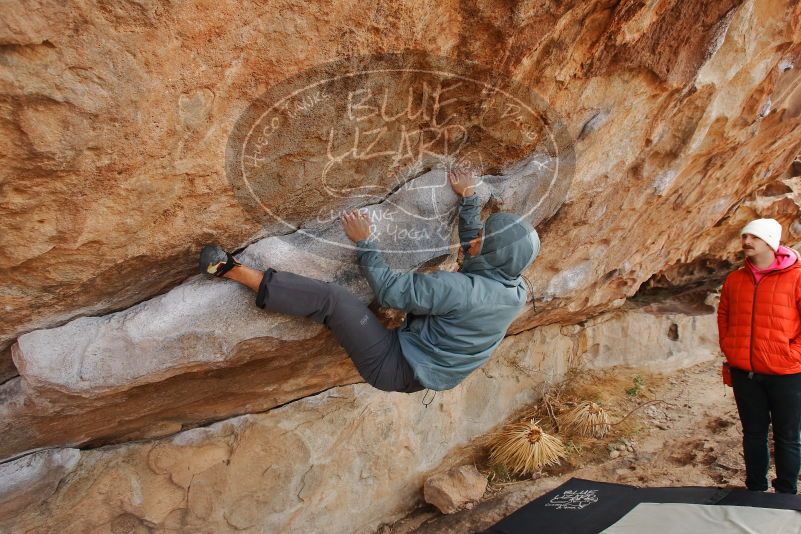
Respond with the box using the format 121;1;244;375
1;0;801;530
0;448;80;518
1;0;799;458
0;309;717;533
424;465;489;514
3;0;800;353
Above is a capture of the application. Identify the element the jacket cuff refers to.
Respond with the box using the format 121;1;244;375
355;239;376;262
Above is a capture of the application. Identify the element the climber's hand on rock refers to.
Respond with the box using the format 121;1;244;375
448;167;477;197
341;210;373;242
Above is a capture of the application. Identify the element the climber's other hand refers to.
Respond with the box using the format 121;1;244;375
448;167;477;197
341;210;373;242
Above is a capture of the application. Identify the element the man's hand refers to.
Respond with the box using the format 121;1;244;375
448;167;477;197
341;210;373;242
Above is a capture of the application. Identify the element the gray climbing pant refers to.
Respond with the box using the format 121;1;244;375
255;268;425;393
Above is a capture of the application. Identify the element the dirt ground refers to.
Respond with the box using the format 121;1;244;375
382;359;772;534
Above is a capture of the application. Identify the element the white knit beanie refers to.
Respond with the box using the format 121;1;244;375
741;218;782;251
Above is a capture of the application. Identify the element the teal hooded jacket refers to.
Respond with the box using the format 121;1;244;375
355;193;541;391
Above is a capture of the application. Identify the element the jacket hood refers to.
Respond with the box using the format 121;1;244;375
745;245;800;273
459;212;540;287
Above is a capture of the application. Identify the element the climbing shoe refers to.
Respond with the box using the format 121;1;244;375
199;244;241;277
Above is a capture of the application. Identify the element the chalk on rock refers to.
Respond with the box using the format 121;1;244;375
423;464;488;514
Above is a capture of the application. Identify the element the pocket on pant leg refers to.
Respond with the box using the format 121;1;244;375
326;291;392;354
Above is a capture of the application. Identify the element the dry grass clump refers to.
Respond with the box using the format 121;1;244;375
487;419;567;476
474;369;675;489
561;401;611;438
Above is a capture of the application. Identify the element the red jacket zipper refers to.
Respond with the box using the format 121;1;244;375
749;277;758;373
746;262;798;373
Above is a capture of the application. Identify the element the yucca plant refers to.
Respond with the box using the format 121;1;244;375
561;401;611;438
488;419;567;476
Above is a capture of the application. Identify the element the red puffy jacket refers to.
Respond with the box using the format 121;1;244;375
717;255;801;375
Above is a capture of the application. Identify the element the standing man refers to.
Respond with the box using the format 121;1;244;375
717;218;801;493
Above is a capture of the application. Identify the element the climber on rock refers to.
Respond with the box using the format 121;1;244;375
199;167;540;394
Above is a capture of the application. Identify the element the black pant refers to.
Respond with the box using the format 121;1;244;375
255;268;424;393
731;366;801;493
